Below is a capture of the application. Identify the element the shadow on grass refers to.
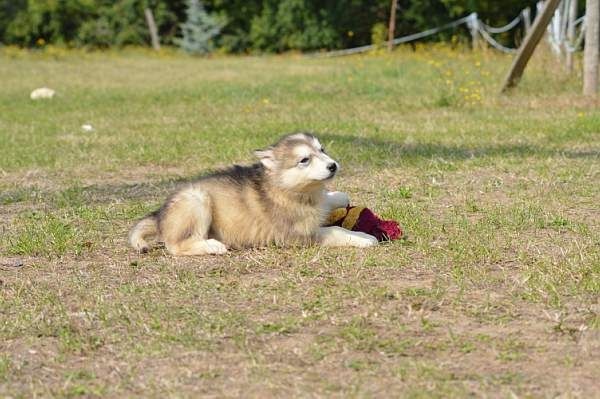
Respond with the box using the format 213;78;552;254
2;134;597;207
319;133;600;162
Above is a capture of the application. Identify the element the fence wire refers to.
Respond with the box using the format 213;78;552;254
314;4;586;58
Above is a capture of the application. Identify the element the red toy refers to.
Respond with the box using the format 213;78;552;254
325;206;404;241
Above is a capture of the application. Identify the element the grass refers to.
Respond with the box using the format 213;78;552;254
1;45;599;397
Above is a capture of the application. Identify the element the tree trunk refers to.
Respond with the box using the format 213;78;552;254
387;0;398;52
583;0;599;95
145;8;161;51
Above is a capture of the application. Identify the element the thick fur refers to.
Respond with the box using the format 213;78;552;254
129;133;378;255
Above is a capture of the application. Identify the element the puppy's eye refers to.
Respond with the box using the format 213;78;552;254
299;157;310;165
320;148;325;153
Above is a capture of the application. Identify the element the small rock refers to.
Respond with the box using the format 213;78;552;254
81;124;94;132
30;87;55;100
0;258;24;268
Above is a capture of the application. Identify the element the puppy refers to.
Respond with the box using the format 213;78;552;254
129;132;378;255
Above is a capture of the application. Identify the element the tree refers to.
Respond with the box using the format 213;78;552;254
388;0;398;51
0;0;543;52
583;0;599;95
176;0;221;54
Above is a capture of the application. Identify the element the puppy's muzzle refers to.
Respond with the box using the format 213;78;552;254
326;162;338;179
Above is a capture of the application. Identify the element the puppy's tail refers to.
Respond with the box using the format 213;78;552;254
129;213;158;253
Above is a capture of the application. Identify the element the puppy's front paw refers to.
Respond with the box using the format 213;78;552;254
327;191;350;208
352;232;378;247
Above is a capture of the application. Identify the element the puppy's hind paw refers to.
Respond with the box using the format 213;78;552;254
132;242;150;253
204;239;228;255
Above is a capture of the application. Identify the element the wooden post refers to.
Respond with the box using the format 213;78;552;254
583;0;599;95
144;8;161;51
566;0;577;71
523;7;532;33
501;0;562;92
536;0;552;50
388;0;398;52
467;13;480;49
559;0;569;47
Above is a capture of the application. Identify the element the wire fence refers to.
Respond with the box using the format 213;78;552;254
313;1;586;58
480;14;522;34
317;15;472;57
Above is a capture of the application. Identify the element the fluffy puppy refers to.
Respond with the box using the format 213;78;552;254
129;133;378;255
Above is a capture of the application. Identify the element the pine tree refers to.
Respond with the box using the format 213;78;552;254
176;0;221;55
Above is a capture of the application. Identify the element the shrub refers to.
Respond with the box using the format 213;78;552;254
371;22;387;50
249;0;339;52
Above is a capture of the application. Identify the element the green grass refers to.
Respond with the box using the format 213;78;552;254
0;45;599;397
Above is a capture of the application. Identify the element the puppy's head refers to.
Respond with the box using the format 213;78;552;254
255;132;339;191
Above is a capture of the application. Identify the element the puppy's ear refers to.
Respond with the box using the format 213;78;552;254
254;148;276;169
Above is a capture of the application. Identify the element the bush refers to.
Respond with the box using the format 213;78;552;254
371;22;387;49
76;16;113;48
249;0;339;52
0;0;537;51
1;0;184;48
3;0;96;46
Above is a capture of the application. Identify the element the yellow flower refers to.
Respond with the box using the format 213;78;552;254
347;31;354;37
36;38;45;46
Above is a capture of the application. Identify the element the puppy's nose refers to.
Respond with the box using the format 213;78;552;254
327;163;337;173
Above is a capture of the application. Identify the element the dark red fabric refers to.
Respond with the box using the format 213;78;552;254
325;206;404;242
352;207;403;241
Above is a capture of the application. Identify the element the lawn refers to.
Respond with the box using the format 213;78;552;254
0;45;598;397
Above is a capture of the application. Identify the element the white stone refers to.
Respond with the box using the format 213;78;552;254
81;124;94;132
30;87;55;100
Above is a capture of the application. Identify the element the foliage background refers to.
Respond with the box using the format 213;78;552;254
0;0;550;52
